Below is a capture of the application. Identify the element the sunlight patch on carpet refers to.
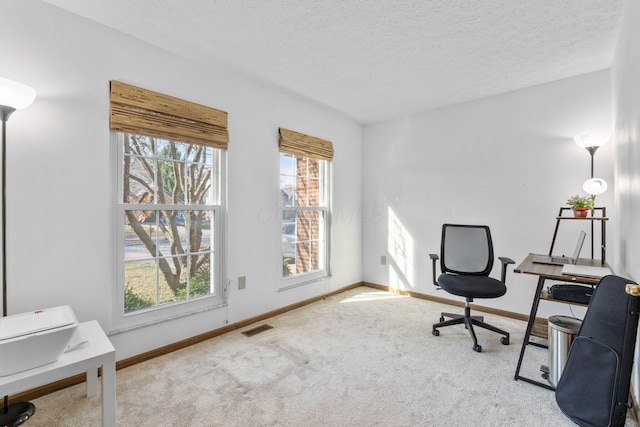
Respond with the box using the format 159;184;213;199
339;291;408;304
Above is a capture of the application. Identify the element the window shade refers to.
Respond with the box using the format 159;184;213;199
110;80;229;149
279;128;334;161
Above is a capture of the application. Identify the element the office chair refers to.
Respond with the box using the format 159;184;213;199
430;224;515;352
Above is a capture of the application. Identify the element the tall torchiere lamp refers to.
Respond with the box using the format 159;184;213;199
573;132;609;260
0;78;36;427
573;132;609;197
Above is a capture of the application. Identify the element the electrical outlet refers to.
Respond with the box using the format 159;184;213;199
238;276;246;290
381;256;387;265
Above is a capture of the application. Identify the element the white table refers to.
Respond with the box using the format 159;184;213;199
0;320;116;426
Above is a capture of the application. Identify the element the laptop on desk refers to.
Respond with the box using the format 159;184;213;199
532;230;586;266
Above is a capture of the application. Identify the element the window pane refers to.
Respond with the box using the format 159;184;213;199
124;154;154;204
155;139;172;158
186;144;210;164
157;210;188;256
157;255;188;304
308;240;322;270
294;157;321;207
291;210;324;275
296;157;308;177
280;176;295;207
306;158;319;179
187;211;212;253
124;260;157;313
182;253;212;299
295;177;321;207
295;177;308;206
282;217;296;277
125;134;153;157
186;163;212;205
280;153;295;177
158;159;185;204
124;212;157;261
292;241;322;273
157;139;188;160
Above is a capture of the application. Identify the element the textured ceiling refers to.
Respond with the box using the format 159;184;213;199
42;0;624;124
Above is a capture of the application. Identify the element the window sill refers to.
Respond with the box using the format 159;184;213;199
278;273;330;292
109;297;226;335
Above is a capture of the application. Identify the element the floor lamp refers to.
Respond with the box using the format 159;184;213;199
573;132;609;259
0;78;36;427
573;132;609;195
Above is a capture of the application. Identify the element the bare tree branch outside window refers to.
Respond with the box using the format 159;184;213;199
122;134;215;312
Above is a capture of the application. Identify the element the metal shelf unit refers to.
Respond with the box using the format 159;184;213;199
548;207;608;263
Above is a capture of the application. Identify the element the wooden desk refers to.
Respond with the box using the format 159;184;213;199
513;253;610;390
0;320;116;426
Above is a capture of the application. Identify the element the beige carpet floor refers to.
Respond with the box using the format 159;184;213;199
25;287;638;426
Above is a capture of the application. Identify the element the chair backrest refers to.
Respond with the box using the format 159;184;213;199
440;224;494;276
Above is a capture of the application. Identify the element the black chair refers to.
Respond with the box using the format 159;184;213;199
430;224;515;352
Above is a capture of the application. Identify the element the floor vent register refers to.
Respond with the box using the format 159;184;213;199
241;324;273;337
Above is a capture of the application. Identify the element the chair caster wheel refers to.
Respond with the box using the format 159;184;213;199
501;336;509;345
473;344;482;352
432;329;439;336
439;316;445;322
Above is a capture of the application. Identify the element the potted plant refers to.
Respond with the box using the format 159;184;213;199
566;195;594;218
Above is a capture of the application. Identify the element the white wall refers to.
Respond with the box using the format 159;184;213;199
0;0;362;360
611;0;640;283
362;70;614;318
611;0;640;403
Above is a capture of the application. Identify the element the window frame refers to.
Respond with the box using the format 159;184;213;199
112;133;226;333
279;153;332;290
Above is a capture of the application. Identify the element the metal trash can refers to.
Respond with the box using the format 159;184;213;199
547;315;582;387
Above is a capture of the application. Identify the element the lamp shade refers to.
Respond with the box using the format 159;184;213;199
573;132;609;149
583;177;608;196
0;78;36;111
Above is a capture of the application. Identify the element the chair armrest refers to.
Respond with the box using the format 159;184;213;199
429;253;439;287
499;257;515;283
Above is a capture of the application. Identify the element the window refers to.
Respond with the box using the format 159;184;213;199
110;81;228;330
278;128;333;286
115;135;224;328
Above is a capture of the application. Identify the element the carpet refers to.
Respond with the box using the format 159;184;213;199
27;287;638;426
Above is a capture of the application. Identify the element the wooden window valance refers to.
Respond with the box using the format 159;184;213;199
110;80;229;149
278;128;334;161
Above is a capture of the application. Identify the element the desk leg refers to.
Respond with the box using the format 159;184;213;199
101;361;116;427
86;366;98;397
514;276;555;390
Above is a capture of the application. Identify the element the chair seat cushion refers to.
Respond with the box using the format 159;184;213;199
438;274;507;299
